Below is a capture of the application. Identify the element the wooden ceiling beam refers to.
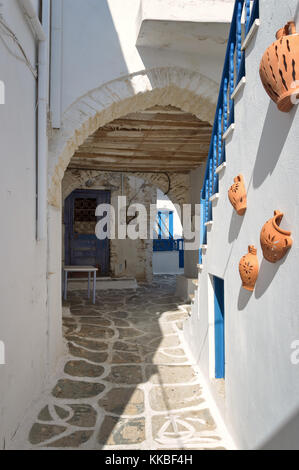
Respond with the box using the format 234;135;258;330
93;130;211;139
73;152;206;162
69;164;200;172
78;142;210;150
70;106;212;174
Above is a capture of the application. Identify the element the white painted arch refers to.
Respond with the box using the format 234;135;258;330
48;66;218;208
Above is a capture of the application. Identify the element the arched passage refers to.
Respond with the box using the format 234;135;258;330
47;67;215;369
48;66;218;208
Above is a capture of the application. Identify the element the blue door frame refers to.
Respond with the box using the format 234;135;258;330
64;189;110;275
153;210;184;268
214;276;225;379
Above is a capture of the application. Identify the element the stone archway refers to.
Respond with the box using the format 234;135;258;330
62;169;190;207
61;168;188;282
48;66;218;208
46;66;217;369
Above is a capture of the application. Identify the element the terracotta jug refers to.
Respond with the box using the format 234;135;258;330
259;21;299;112
260;210;293;263
239;246;259;292
228;174;247;215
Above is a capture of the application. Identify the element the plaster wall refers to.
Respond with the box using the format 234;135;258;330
184;165;205;279
153;252;183;275
55;0;232;119
184;0;299;450
0;0;54;448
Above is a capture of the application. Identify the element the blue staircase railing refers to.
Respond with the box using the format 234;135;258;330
199;0;259;265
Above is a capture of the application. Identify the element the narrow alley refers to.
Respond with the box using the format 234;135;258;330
21;277;229;450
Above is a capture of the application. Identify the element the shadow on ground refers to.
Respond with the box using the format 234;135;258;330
27;276;227;450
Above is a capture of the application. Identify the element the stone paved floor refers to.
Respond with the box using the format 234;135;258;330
25;276;229;450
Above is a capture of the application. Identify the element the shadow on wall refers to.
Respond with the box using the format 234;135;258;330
238;251;289;309
258;405;299;450
228;210;245;244
62;0;131;110
254;252;289;299
252;101;297;189
237;286;252;311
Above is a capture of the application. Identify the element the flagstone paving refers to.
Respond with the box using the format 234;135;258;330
25;276;229;450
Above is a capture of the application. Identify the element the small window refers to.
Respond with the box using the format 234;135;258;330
74;198;97;234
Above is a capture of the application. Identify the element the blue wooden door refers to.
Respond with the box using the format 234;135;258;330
214;276;225;379
64;190;110;276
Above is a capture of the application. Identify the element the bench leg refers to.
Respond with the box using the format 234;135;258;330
88;272;91;299
64;271;68;301
93;271;96;304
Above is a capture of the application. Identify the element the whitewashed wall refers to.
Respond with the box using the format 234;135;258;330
53;0;233;121
0;0;233;449
0;0;54;449
184;0;299;450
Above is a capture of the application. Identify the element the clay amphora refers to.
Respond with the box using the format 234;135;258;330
228;174;247;216
259;21;299;112
239;245;259;292
260;210;293;263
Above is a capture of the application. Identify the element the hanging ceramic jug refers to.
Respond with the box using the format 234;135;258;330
228;174;247;215
260;210;293;263
259;21;299;112
239;246;259;292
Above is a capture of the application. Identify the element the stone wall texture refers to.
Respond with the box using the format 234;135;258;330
62;169;190;281
48;66;217;208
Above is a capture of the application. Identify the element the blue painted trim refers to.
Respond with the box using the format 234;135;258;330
214;276;225;379
64;189;111;275
199;0;259;261
158;211;162;239
169;211;174;239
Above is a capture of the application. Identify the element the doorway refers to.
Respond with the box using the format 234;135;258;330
64;189;110;276
213;276;225;379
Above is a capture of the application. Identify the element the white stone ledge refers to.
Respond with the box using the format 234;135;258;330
242;19;260;51
205;221;213;228
216;162;227;175
223;123;235;141
231;77;246;100
210;193;219;203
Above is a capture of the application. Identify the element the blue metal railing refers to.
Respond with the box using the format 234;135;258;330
199;0;259;264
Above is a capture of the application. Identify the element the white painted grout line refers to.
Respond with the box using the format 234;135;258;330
13;289;233;450
178;328;237;450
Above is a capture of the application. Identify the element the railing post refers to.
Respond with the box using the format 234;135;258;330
213;134;218;193
217;108;222;169
208;159;213;220
245;0;251;34
236;1;243;76
199;193;204;263
223;77;228;133
204;179;209;242
229;42;235;112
